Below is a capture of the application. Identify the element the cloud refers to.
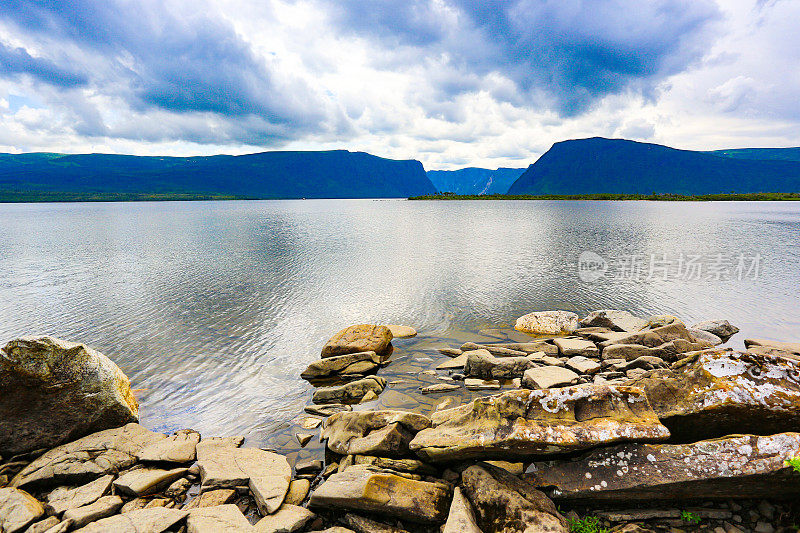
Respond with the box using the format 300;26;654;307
0;41;87;87
319;0;722;115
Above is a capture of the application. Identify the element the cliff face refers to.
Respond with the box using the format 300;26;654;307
0;150;437;199
427;167;525;195
508;137;800;195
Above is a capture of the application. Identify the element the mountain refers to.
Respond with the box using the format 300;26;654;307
0;150;437;199
427;167;525;195
507;137;800;195
706;147;800;162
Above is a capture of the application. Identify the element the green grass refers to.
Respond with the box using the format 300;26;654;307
0;191;254;203
408;192;800;201
566;515;608;533
681;511;702;524
786;456;800;473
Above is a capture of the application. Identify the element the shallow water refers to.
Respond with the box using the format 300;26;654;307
1;199;798;461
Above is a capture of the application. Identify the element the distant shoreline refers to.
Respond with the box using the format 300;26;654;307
408;192;800;201
0;192;256;203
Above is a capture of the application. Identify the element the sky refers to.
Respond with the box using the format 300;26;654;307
0;0;798;169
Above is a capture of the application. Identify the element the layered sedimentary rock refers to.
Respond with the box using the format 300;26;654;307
526;433;800;501
312;376;386;404
629;348;800;441
301;351;382;380
515;311;578;335
463;349;535;379
321;325;393;358
579;310;647;332
322;410;431;457
409;384;670;462
0;336;139;456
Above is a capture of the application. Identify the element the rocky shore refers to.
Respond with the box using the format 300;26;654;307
2;311;800;533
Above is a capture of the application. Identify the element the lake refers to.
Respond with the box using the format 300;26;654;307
1;199;798;463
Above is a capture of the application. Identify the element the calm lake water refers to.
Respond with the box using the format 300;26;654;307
1;199;799;462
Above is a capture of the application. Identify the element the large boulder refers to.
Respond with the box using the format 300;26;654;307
526;433;800;501
322;410;431;457
692;320;739;342
463;349;535;379
312;376;386;404
0;336;139;456
321;325;393;358
629;348;800;442
409;384;669;462
301;351;381;380
460;463;567;533
308;465;450;524
11;423;165;490
579;310;647;332
515;311;578;336
0;487;45;533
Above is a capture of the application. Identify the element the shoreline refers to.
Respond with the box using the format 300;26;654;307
408;192;800;201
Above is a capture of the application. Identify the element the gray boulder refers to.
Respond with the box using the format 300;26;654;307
0;336;139;456
463;349;535;379
515;311;578;335
692;320;740;342
301;351;381;380
578;310;647;332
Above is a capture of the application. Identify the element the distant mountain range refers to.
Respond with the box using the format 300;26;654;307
426;167;525;195
508;138;800;195
0;150;437;199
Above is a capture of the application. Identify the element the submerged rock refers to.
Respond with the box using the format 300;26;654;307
312;376;387;404
0;487;45;533
460;463;567;533
463;349;535;379
304;403;352;417
11;423;165;489
309;465;450;524
0;336;139;456
693;320;740;342
515;311;578;336
579;310;647;333
629;348;800;441
322;410;430;456
301;351;381;380
409;384;669;462
526;433;800;501
321;325;393;358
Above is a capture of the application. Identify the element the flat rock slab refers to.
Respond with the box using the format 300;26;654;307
114;467;188;497
187;504;254;532
601;344;669;362
322;325;393;358
304;404;352;417
409;384;670;462
197;445;291;514
598;322;696;350
341;513;408;533
515;310;578;336
183;488;237;509
419;383;460;394
0;487;44;533
442;486;481;533
526;433;800;501
312;376;387;404
12;423;165;490
745;338;800;355
309;465;450;524
464;378;500;390
579;310;647;332
460;463;567;533
386;325;417;338
62;495;123;529
72;507;187;533
0;336;139;456
301;351;381;380
565;356;601;375
254;504;315;533
554;338;599;358
322;410;431;456
629;348;800;441
436;353;468;370
45;474;114;515
463;349;535;379
522;366;579;389
137;430;200;463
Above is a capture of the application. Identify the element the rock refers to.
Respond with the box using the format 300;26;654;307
137;430;200;463
304;404;352;417
295;433;313;447
182;488;237;509
410;384;669;462
522;366;579;389
45;474;114;515
443;486;481;533
460;463;567;533
565;356;601;375
515;311;578;336
578;310;647;332
553;338;600;358
693;320;740;342
312;377;386;404
321;325;393;358
599;322;700;352
22;516;60;533
0;487;44;533
308;465;450;523
322;410;431;456
300;418;322;429
0;336;139;456
186;504;253;532
463;349;535;379
352;455;436;476
419;383;460;394
629;348;800;441
596;509;680;521
301;352;381;380
317;528;356;533
114;467;188;497
460;343;530;357
254;504;314;533
688;328;723;346
464;378;500;390
295;460;323;475
744;338;800;356
484;460;524;475
385;325;416;338
439;348;463;357
436;353;468;370
526;432;800;500
196;445;291;515
72;507;187;533
608;356;667;373
340;513;408;533
11;423;165;489
283;479;310;506
600;343;668;361
62;495;123;529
